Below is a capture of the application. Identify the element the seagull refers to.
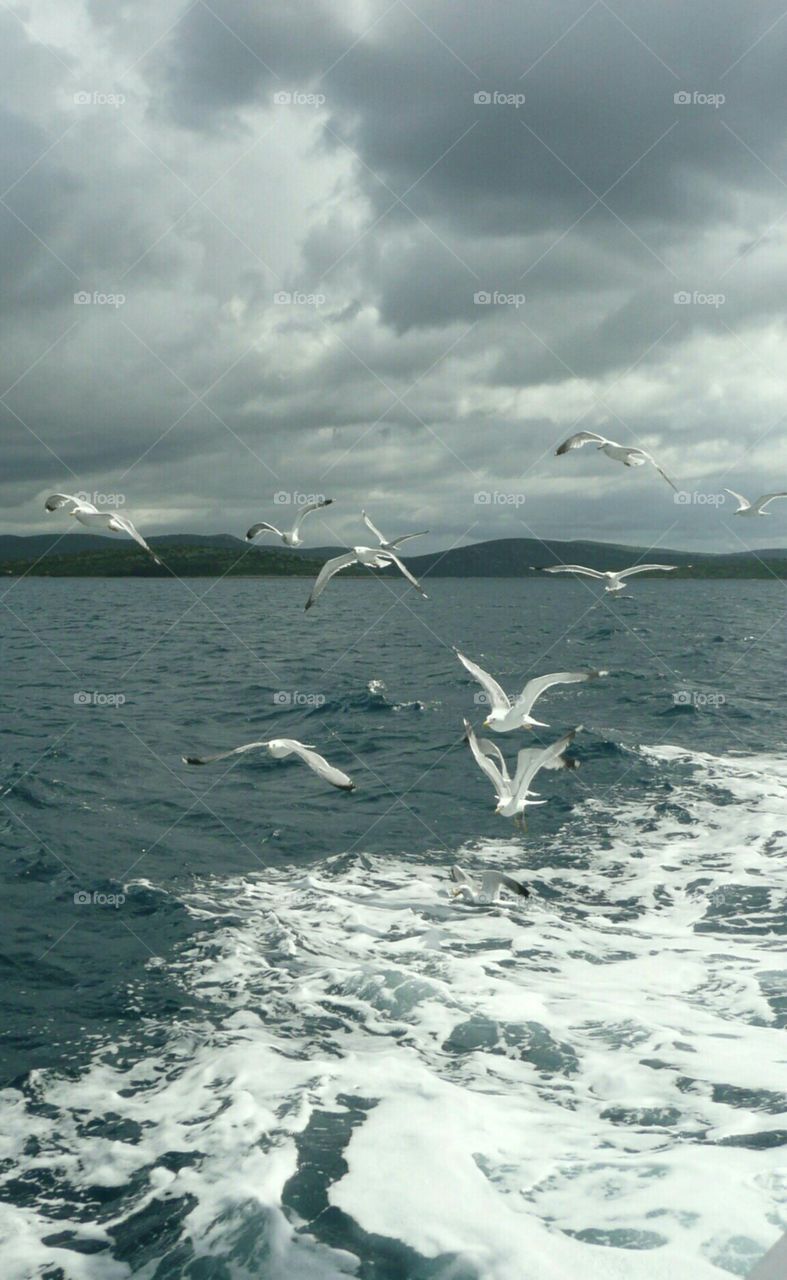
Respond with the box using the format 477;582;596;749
724;489;787;517
44;494;162;565
464;718;580;826
456;650;606;732
246;497;333;547
362;509;428;552
449;865;530;903
543;563;679;593
183;738;355;790
305;546;428;610
555;430;677;491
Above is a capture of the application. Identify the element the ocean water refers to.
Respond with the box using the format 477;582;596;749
0;575;786;1279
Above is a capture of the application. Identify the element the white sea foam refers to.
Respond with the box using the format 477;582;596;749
1;747;786;1278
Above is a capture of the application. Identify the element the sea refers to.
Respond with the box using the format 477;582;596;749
0;575;785;1280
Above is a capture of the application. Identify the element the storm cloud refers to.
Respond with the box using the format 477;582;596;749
2;0;787;551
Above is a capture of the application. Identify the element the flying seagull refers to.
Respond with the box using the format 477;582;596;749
305;546;428;610
464;718;580;826
724;489;787;517
44;493;162;565
362;509;428;552
456;650;606;732
543;563;679;593
555;431;677;491
183;737;355;790
449;865;530;903
246;497;333;547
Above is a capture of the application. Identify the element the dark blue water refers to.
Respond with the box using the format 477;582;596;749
1;577;785;1278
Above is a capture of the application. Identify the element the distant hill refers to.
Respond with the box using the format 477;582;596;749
1;533;786;578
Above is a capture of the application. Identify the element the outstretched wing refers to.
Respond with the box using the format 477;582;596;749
305;552;358;609
293;497;332;535
361;509;386;545
617;563;678;579
480;871;530;899
722;488;748;511
476;736;509;781
464;719;507;798
378;550;428;598
388;529;429;548
513;669;606;717
272;739;355;790
183;740;270;765
544;564;606;580
109;513;162;565
555;431;607;455
455;650;509;713
638;450;678;491
512;726;581;801
246;521;281;541
44;492;96;514
751;492;787;514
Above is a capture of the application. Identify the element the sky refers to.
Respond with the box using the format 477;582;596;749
3;0;787;554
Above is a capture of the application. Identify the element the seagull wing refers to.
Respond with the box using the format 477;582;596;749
616;563;678;579
292;497;332;535
388;530;429;547
269;739;355;790
544;564;606;580
378;550;428;598
455;650;509;713
555;430;607;455
361;509;386;545
464;719;508;797
183;740;270;765
751;492;787;514
44;492;97;514
108;513;162;564
722;488;750;512
450;865;476;892
513;669;607;717
305;551;358;609
512;726;580;800
476;736;511;783
480;871;530;900
246;521;282;541
640;451;678;491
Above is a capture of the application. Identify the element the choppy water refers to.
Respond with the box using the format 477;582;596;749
1;576;786;1279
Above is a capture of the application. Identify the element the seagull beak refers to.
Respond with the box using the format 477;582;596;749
483;718;491;728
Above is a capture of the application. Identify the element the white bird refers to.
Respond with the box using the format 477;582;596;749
543;563;679;593
464;719;580;826
449;865;530;903
44;494;162;565
305;546;428;610
456;650;606;732
246;497;333;547
724;489;787;517
362;509;428;552
183;737;355;790
555;430;677;491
